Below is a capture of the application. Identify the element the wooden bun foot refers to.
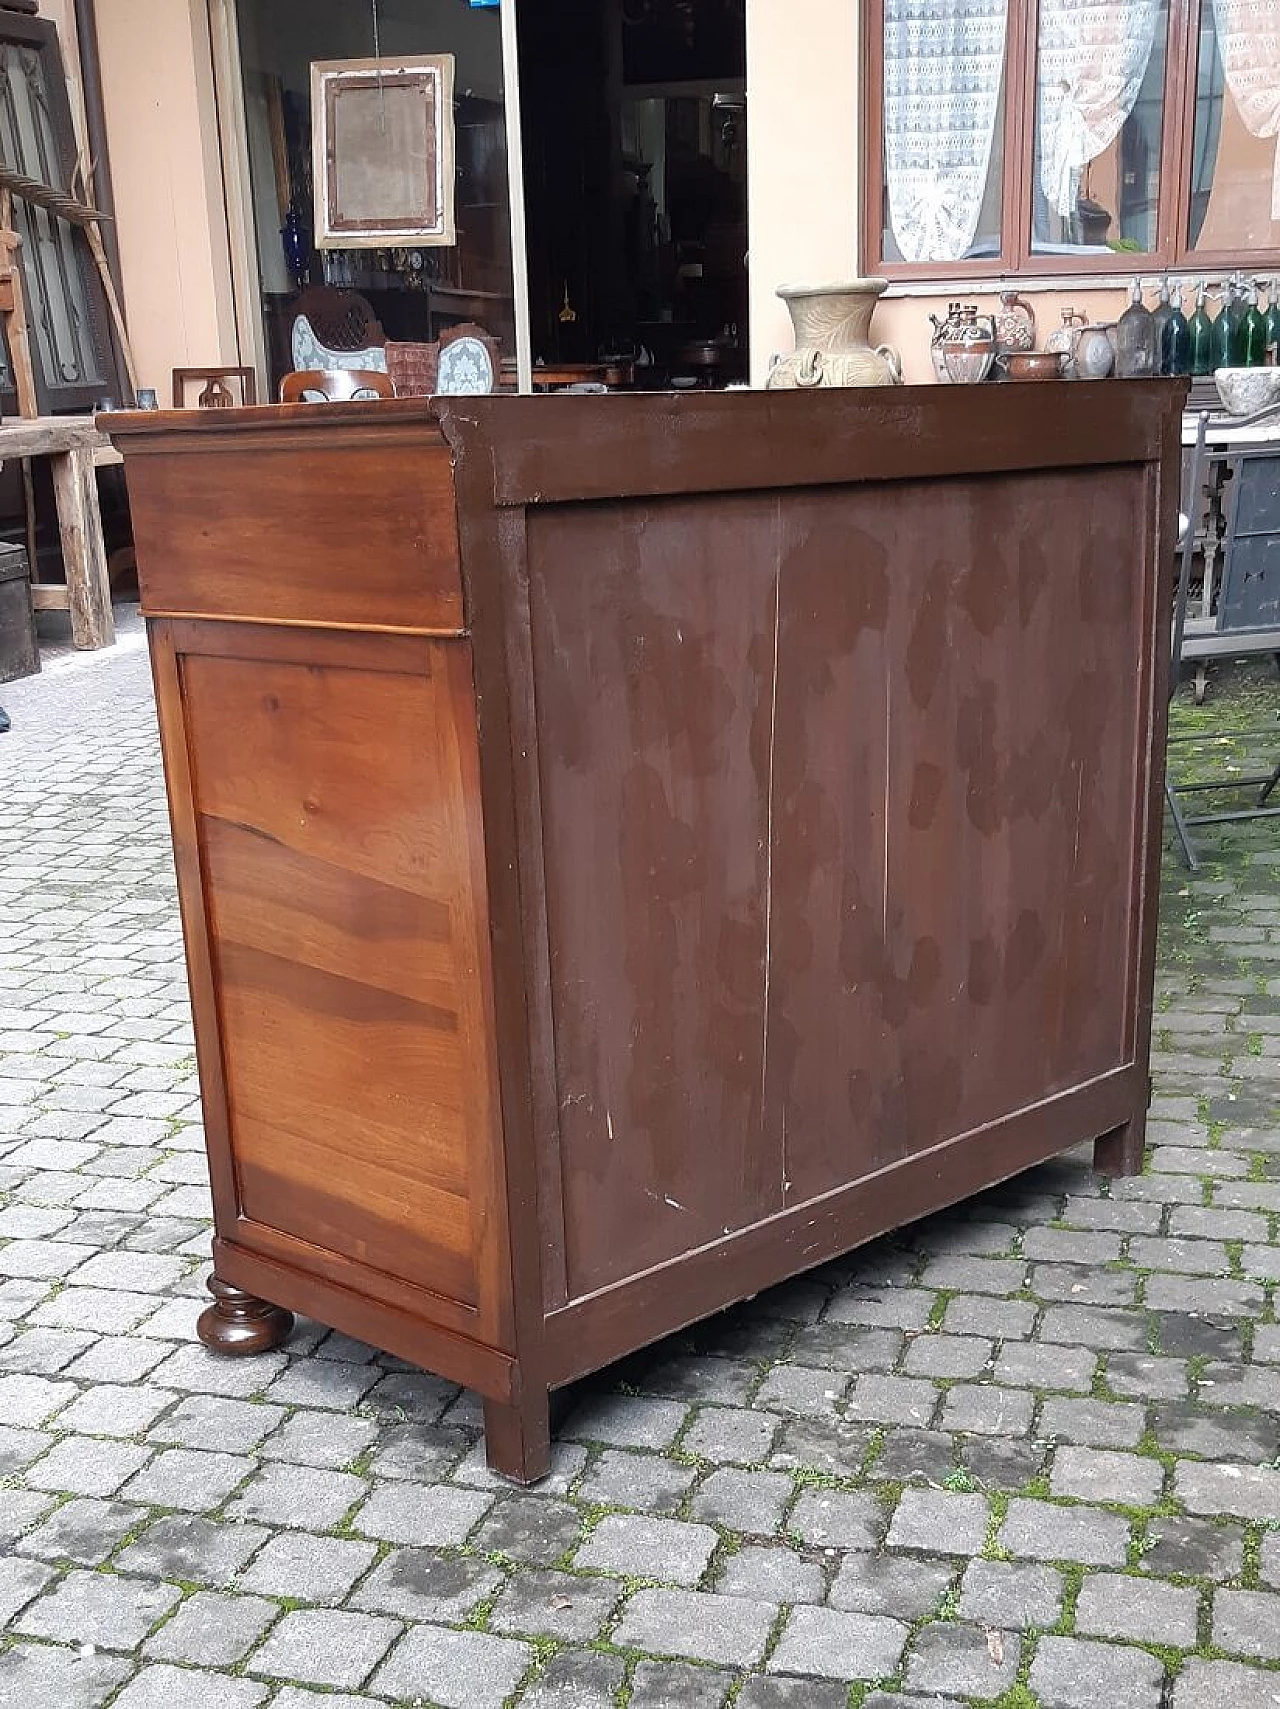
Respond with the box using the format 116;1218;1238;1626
197;1274;294;1356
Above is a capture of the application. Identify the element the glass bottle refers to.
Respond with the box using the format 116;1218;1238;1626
1212;280;1238;370
1239;280;1269;366
1163;281;1191;377
1265;279;1280;367
1115;278;1156;378
1150;277;1173;376
1188;280;1215;377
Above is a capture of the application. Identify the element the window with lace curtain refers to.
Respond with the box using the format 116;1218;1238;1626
863;0;1280;276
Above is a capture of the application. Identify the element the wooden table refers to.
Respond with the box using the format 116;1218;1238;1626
0;415;117;649
106;383;1183;1482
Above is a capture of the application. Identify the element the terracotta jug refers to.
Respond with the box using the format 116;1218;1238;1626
768;280;903;389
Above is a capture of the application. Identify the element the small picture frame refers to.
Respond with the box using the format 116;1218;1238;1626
311;55;456;250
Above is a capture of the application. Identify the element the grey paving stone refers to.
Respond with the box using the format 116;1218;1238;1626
468;1493;581;1563
1152;1400;1279;1463
940;1383;1035;1435
0;1486;56;1542
1176;1460;1280;1521
259;1408;377;1469
144;1589;279;1666
1075;1571;1199;1646
738;1679;849;1709
886;1487;988;1555
826;1286;935;1330
682;1405;777;1464
104;1664;269;1709
690;1466;793;1532
0;1641;132;1709
1214;1588;1280;1659
577;1447;697;1513
790;1488;882;1549
1049;1445;1165;1506
239;1531;378;1603
0;1554;55;1626
829;1552;953;1619
1142;1515;1245;1582
122;1446;249;1511
0;1421;52;1475
576;1512;718;1584
520;1650;627;1709
845;1374;939;1426
958;1558;1064;1629
1039;1306;1149;1350
1106;1351;1190;1400
1029;1636;1165;1709
369;1625;532;1707
16;1496;147;1566
920;1256;1026;1295
148;1392;283;1452
789;1322;904;1370
770;1416;876;1478
1000;1498;1130;1565
562;1392;688;1449
943;1296;1038;1339
996;1340;1097;1391
902;1334;993;1379
1172;1658;1280;1709
16;1566;181;1649
1145;1274;1264;1315
248;1607;402;1689
876;1426;958;1484
1038;1396;1146;1447
614;1587;777;1666
0;1373;77;1426
225;1463;365;1529
351;1546;501;1626
902;1622;1020;1697
639;1354;760;1405
365;1420;471;1482
769;1606;909;1680
490;1566;620;1640
719;1545;827;1606
629;1659;734;1708
117;1514;270;1585
754;1364;848;1416
27;1434;153;1497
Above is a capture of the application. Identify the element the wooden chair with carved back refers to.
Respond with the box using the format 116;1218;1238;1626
279;369;395;403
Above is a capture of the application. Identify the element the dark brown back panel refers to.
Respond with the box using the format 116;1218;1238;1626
526;465;1143;1300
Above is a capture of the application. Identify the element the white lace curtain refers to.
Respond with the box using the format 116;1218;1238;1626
883;0;1008;263
1212;0;1280;220
1036;0;1162;223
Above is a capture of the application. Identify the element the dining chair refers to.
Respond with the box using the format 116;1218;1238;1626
279;369;395;403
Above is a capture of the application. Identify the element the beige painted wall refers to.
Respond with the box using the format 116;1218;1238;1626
745;0;861;385
89;0;238;398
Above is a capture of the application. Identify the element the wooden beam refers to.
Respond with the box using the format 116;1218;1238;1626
50;444;113;647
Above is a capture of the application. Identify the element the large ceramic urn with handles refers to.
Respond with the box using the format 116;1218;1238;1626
767;279;903;389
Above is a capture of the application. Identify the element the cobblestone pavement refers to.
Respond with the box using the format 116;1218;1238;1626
2;632;1280;1708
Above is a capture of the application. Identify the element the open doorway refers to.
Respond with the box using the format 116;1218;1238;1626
517;0;748;388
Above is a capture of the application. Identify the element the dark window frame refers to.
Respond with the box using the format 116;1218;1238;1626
861;0;1280;280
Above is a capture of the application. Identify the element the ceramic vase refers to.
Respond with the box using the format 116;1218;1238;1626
941;306;997;384
994;290;1036;354
767;280;903;389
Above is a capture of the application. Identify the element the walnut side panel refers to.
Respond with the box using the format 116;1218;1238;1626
150;621;510;1350
125;438;462;632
